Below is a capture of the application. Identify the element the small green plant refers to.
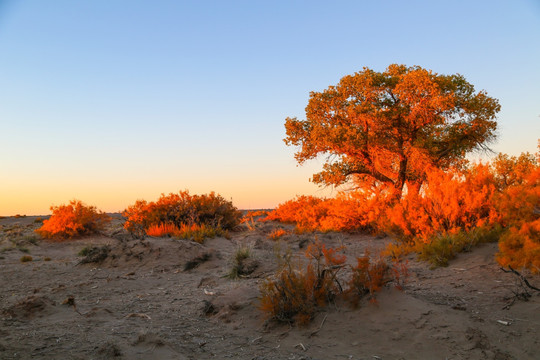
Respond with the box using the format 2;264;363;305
20;255;33;263
22;235;39;245
78;246;92;257
18;247;30;253
228;245;257;279
78;246;110;264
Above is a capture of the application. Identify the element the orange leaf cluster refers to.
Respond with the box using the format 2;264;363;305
36;200;110;241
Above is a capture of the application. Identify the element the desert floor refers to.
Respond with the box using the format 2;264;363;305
0;215;538;360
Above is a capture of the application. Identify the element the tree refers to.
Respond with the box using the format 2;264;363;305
284;64;500;196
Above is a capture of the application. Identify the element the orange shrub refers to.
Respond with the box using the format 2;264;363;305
348;253;391;304
263;190;391;233
36;200;110;240
260;241;345;325
495;165;540;272
268;228;287;240
259;241;405;325
123;191;241;239
385;164;499;243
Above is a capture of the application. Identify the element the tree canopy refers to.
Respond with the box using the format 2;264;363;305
284;64;500;196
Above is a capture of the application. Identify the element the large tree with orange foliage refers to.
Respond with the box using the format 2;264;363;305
284;64;500;196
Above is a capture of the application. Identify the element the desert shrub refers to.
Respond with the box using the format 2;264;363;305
78;245;110;264
268;228;287;240
263;191;391;233
260;241;407;325
78;246;92;257
36;200;111;240
260;241;346;325
228;245;258;279
497;219;540;273
348;253;390;304
385;164;499;244
492;148;539;272
123;191;241;241
20;255;33;263
240;210;269;231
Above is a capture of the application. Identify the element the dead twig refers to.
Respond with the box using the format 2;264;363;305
309;314;328;337
501;266;540;291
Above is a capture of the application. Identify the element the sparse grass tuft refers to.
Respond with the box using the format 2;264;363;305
419;226;502;268
228;245;257;279
20;255;33;263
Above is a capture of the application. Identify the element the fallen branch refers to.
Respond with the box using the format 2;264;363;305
500;266;540;291
309;314;328;337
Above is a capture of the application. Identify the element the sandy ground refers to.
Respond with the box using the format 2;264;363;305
0;215;539;360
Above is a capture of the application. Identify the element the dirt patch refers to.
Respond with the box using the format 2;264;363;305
2;295;56;319
0;216;538;359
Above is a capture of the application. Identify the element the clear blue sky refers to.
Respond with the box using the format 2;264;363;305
1;0;539;215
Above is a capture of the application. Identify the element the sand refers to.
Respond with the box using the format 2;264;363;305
0;215;538;359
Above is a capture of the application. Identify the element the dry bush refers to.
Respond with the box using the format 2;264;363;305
36;200;110;240
240;210;268;231
260;241;345;325
348;253;390;304
260;241;406;325
123;191;241;241
20;255;33;263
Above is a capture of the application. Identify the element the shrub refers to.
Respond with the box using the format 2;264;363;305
268;228;287;240
228;245;258;279
36;200;111;240
497;219;540;273
240;210;268;231
263;190;391;233
260;241;345;325
385;164;499;244
259;242;407;325
493;152;539;272
20;255;33;263
348;253;391;304
123;191;241;241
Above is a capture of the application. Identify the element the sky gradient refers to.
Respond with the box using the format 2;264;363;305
1;0;539;215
